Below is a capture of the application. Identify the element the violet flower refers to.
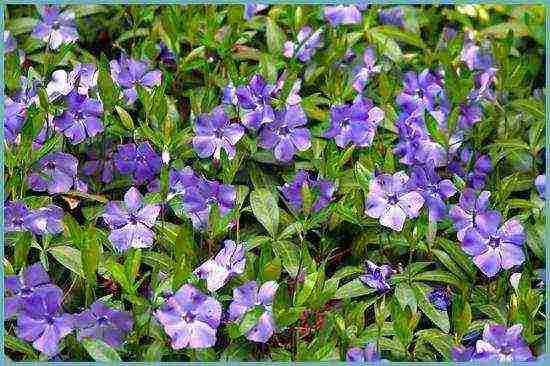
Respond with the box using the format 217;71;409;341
194;240;246;292
5;201;32;233
155;284;222;349
279;170;335;213
457;101;483;130
4;263;59;319
82;141;116;183
4;97;26;145
235;74;276;130
31;5;78;50
410;162;457;222
16;287;74;357
427;287;450;310
466;154;492;190
114;142;161;185
324;5;363;26
347;343;380;362
27;152;78;194
323;95;384;148
54;90;103;144
451;345;475;362
244;4;268;20
158;41;176;68
193;105;245;160
535;174;545;198
23;205;64;236
378;7;405;28
360;261;395;290
4;30;17;53
102;187;160;252
228;281;278;343
75;300;133;348
473;324;534;361
461;213;526;277
449;188;495;242
283;26;323;62
365;171;425;232
110;54;162;104
351;47;381;93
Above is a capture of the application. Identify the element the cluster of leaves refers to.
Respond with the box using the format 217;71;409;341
3;4;546;362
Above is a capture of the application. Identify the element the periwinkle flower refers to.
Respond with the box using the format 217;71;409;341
394;121;447;168
5;201;32;233
102;187;160;252
168;166;202;197
110;54;162;104
451;345;475;362
535;174;545;198
14;76;40;108
235;74;276;130
27;152;78;194
449;188;494;242
410;162;457;222
16;287;74;357
378;7;405;28
158;41;176;68
323;96;384;148
4;30;17;53
155;284;222;349
4;263;59;319
229;281;278;343
347;343;380;362
194;240;246;292
466;154;492;190
283;26;323;62
365;171;425;232
4;97;26;145
279;170;334;213
427;287;450;310
22;205;64;236
360;261;395;290
82;142;116;183
192;106;245;160
114;142;161;185
31;6;78;50
75;300;133;348
324;5;363;26
461;213;526;277
244;3;268;20
222;81;238;106
473;324;534;362
54;90;103;144
351;47;381;93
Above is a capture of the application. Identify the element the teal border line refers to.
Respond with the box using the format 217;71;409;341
1;1;549;365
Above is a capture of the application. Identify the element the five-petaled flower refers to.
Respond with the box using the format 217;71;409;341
194;240;246;292
31;6;78;50
54;90;104;144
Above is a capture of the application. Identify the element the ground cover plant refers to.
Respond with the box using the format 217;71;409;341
3;3;546;362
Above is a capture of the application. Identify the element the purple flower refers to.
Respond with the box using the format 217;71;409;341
16;287;74;357
5;201;32;233
168;166;201;197
466;154;492;190
229;281;278;343
4;97;26;145
461;213;526;277
4;30;17;53
110;54;162;104
155;284;222;349
378;7;405;28
347;343;380;362
283;26;323;62
323;95;384;148
23;205;64;236
194;240;246;292
457;101;483;130
410;162;457;222
31;6;78;50
69;63;98;95
449;188;494;241
114;142;161;185
279;170;335;213
473;324;534;362
53;90;103;144
193;106;245;160
324;5;363;26
235;74;276;130
222;81;238;106
4;263;58;319
27;152;78;194
75;300;133;348
102;187;160;252
82;141;116;183
365;171;425;231
535;174;545;198
360;261;395;290
244;4;268;20
351;47;381;93
451;345;475;362
14;76;40;107
427;287;450;310
182;179;236;230
158;41;176;68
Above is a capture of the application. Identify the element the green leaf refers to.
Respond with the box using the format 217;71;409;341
48;246;85;277
372;25;427;49
333;278;377;300
265;17;285;55
416;329;453;360
7;17;38;36
271;240;301;277
250;188;279;237
413;270;462;289
274;306;306;329
239;306;265;335
451;293;471;337
5;333;37;359
82;339;122;362
413;283;450;333
115;105;135;130
395;282;417;313
295;270;319;306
